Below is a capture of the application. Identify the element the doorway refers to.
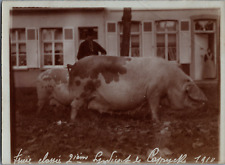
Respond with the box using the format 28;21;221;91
191;19;217;80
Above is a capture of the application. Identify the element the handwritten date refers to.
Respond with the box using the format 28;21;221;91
194;155;215;164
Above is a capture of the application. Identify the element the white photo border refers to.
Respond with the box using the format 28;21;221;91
2;1;225;164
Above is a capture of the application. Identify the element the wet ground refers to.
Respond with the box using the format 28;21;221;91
12;86;219;164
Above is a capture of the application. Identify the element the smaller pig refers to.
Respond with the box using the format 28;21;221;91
36;68;70;114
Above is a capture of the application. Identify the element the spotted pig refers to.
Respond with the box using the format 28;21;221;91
57;56;207;122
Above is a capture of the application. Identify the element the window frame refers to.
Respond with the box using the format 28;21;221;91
180;20;191;32
142;21;153;33
64;27;75;41
118;21;141;57
41;28;64;68
155;20;179;62
194;19;216;33
10;28;28;69
107;22;117;33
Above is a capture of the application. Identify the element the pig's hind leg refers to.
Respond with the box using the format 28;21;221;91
147;90;161;123
36;83;49;114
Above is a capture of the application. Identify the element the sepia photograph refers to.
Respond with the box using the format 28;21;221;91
2;1;225;164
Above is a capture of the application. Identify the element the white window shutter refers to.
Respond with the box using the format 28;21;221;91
106;22;118;56
142;21;154;57
26;28;39;68
179;20;191;64
63;27;76;65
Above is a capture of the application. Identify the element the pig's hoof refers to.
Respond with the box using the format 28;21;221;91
152;118;160;124
70;118;76;123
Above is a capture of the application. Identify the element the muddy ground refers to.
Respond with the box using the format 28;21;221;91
12;84;219;164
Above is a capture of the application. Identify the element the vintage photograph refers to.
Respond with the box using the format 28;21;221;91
2;1;225;164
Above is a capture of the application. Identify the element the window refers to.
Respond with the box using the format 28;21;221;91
107;23;116;32
10;28;27;67
27;29;36;40
119;22;140;57
78;27;98;40
64;29;73;40
156;20;178;61
143;22;152;32
194;19;215;32
181;21;189;31
41;28;63;66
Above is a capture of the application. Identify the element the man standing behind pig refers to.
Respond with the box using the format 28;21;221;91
77;28;107;60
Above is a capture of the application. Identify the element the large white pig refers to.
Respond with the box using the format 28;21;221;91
36;68;70;114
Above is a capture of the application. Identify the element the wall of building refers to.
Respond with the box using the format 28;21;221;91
105;9;220;21
10;8;220;87
13;69;42;87
11;9;106;48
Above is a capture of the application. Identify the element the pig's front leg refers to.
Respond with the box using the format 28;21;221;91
70;98;83;121
147;90;160;123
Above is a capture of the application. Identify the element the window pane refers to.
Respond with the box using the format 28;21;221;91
44;55;52;65
156;22;166;31
19;43;26;54
18;29;26;40
11;56;16;66
144;22;152;32
42;28;64;66
157;47;165;59
27;29;36;40
44;43;52;54
168;34;176;47
55;55;63;65
166;21;176;31
55;43;63;53
131;22;139;32
11;30;16;41
131;35;139;57
157;34;165;58
168;47;176;61
205;21;214;30
11;44;16;55
19;43;27;66
19;55;26;66
195;20;214;31
168;34;176;61
157;34;165;47
64;29;73;40
42;29;52;40
131;35;139;47
55;29;63;40
108;23;116;32
181;21;189;31
131;48;139;57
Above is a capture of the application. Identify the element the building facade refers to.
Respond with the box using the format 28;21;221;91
10;8;220;87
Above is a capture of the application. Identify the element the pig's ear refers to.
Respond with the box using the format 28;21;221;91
186;83;207;101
